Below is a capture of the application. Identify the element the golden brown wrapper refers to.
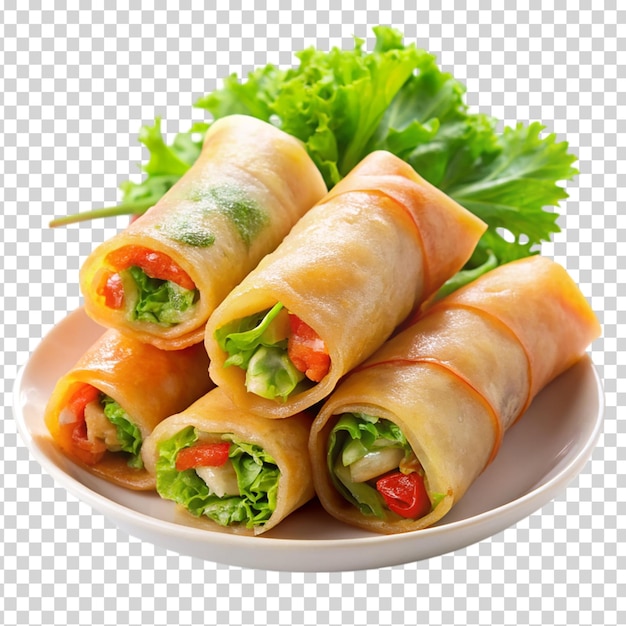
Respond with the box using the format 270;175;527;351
141;388;315;535
309;256;601;534
80;114;327;350
44;328;213;490
205;150;487;418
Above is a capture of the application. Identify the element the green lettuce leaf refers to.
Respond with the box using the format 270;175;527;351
214;303;305;400
367;46;495;186
214;302;288;369
135;117;197;177
194;64;284;121
434;250;499;302
334;412;410;466
123;265;198;326
155;426;280;529
101;395;143;468
446;122;576;265
229;438;280;523
267;26;426;186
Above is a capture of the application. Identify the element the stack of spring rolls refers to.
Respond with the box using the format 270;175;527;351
46;115;327;520
45;114;600;536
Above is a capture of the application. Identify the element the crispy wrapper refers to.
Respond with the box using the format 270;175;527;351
80;114;327;350
142;388;315;535
309;256;601;533
44;329;213;490
205;150;487;417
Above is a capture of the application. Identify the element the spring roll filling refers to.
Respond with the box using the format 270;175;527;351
119;266;199;326
327;413;444;519
60;384;144;468
155;426;280;529
214;303;330;401
96;246;200;327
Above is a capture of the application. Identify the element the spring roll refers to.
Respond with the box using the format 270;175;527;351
309;256;601;533
44;329;213;490
80;114;327;350
141;388;314;535
205;150;487;418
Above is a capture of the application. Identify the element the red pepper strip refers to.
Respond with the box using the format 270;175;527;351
67;384;101;420
287;314;330;382
376;471;432;519
59;384;107;466
97;272;125;309
175;442;231;471
105;245;196;291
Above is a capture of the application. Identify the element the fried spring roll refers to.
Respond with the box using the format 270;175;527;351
141;388;315;535
80;114;327;350
44;329;213;490
205;150;487;418
309;256;601;533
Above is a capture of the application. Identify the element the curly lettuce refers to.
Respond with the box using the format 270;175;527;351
122;265;199;326
155;426;280;529
51;26;577;295
101;395;143;469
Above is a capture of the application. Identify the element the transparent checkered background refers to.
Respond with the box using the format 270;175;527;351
1;2;623;625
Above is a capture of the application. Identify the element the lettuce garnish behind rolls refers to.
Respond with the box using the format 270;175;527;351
52;25;577;295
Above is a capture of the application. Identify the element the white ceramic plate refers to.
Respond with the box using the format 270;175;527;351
14;308;604;572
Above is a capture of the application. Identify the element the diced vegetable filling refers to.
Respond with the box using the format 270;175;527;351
287;315;331;382
97;245;199;327
59;384;143;468
214;303;330;401
327;413;444;519
156;426;280;529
